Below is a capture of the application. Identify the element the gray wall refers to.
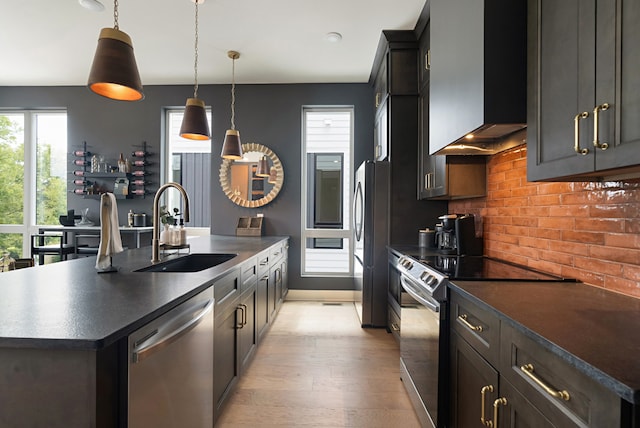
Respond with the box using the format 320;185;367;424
0;83;372;290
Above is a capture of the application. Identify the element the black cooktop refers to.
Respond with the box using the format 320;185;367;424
395;247;576;281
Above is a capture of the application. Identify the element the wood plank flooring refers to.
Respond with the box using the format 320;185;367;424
216;301;421;427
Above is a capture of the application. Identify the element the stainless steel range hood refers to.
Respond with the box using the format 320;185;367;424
433;124;527;155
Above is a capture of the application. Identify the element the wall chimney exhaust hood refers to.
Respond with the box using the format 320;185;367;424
429;0;527;156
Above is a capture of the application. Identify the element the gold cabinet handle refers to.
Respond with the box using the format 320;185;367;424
520;364;570;401
375;92;381;108
574;111;590;155
458;314;483;332
493;397;508;427
593;103;610;150
390;323;400;332
480;385;494;427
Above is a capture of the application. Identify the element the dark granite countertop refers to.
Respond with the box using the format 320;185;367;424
0;235;288;350
449;280;640;405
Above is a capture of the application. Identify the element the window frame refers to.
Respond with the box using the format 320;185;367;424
300;106;355;277
0;109;67;258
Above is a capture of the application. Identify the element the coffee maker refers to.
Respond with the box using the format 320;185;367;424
435;214;483;256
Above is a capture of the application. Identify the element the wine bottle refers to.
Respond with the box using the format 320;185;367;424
72;189;86;195
73;179;86;185
74;159;88;166
73;170;85;176
131;150;148;157
131;170;147;177
73;150;92;157
132;160;148;167
131;179;149;186
130;189;148;196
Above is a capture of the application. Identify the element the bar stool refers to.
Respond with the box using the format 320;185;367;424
30;233;75;265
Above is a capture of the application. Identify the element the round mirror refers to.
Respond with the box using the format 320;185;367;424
219;143;284;208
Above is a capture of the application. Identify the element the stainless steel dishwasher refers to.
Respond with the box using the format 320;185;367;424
128;287;214;427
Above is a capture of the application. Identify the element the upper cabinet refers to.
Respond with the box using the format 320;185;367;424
527;0;640;181
370;30;419;161
429;0;527;155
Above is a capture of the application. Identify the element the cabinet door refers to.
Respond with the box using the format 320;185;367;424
527;0;597;180
499;379;555;428
450;331;499;428
596;0;640;172
238;289;257;373
419;88;447;199
281;255;288;299
268;266;278;321
374;98;389;160
256;271;269;341
213;301;240;421
418;22;430;90
374;53;388;110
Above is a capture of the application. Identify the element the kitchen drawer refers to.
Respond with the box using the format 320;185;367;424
450;290;500;368
500;323;621;427
214;269;240;307
240;257;258;294
387;304;400;344
269;242;284;263
257;251;270;277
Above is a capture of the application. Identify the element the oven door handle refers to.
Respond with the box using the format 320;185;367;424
400;275;440;312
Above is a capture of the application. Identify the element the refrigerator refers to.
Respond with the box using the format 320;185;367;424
353;161;389;327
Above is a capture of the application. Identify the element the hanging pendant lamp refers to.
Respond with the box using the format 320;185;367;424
256;156;270;177
179;0;210;140
221;51;243;159
87;0;144;101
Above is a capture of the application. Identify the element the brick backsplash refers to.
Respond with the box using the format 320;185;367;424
448;145;640;298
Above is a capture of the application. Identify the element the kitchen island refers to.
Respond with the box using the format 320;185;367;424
0;234;288;427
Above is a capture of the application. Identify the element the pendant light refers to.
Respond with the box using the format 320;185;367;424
221;51;243;159
87;0;144;101
256;156;270;177
179;0;210;140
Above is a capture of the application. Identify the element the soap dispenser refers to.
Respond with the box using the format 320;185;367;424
178;219;187;246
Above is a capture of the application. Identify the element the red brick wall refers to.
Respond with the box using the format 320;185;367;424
448;145;640;298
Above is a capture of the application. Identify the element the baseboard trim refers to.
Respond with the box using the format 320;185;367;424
285;290;356;302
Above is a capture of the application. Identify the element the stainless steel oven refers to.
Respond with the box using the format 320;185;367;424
397;256;448;428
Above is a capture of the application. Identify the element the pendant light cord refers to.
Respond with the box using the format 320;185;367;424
193;2;199;98
113;0;119;29
230;57;236;130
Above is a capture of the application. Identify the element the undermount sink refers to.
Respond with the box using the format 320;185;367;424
135;253;237;273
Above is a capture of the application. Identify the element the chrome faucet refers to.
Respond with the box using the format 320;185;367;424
151;182;190;263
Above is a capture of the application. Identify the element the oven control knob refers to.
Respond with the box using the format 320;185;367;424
419;271;433;282
426;276;439;287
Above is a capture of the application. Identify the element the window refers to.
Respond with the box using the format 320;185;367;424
164;109;212;228
301;108;353;276
0;111;67;259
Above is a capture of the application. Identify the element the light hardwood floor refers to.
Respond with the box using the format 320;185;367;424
216;301;421;427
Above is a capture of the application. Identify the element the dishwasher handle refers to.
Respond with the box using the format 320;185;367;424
132;299;214;364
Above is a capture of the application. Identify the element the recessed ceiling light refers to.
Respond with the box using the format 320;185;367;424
326;32;343;43
78;0;104;11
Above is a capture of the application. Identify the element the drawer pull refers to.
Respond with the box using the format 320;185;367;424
480;385;494;426
458;314;483;332
493;397;507;428
520;364;571;401
390;323;400;332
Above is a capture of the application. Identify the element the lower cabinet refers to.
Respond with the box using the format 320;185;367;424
256;251;270;342
449;289;627;428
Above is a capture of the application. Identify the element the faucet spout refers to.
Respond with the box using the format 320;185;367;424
151;182;190;263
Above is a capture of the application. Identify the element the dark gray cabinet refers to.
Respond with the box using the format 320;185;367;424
450;289;627;427
429;0;526;154
256;251;270;342
238;259;258;372
527;0;640;181
370;30;418;161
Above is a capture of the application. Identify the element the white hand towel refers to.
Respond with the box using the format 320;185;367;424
96;193;124;270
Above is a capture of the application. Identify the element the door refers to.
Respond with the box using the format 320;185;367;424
527;0;597;181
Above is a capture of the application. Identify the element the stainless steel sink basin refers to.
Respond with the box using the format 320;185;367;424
135;253;237;273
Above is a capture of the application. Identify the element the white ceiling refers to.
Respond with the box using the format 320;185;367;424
0;0;426;86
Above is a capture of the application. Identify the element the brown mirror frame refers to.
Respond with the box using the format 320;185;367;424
219;143;284;208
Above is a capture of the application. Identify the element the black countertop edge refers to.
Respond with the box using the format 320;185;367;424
0;235;289;351
449;281;639;405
